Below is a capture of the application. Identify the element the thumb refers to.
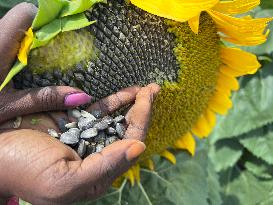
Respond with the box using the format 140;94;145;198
0;86;91;124
69;139;146;200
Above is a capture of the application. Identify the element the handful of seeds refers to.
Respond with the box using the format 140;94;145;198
48;109;126;158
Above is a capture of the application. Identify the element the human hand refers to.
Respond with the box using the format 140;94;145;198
0;2;92;125
0;84;160;205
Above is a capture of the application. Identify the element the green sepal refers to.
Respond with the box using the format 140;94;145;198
61;0;106;17
32;19;62;49
62;13;96;31
32;13;96;49
32;0;67;30
0;61;26;91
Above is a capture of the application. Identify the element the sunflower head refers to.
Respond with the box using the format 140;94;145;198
13;0;272;185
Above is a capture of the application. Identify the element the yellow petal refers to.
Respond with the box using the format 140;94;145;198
208;9;272;46
213;0;260;15
192;113;212;138
220;65;244;77
205;109;217;129
145;159;155;171
209;91;232;115
216;70;239;96
132;164;141;183
125;169;135;186
161;150;176;164
174;132;196;156
188;14;200;34
131;0;219;22
18;28;34;65
221;47;261;75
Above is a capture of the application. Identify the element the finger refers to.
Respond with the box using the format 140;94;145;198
125;83;160;141
0;3;37;82
0;86;91;124
47;112;70;133
0;114;60;134
86;86;141;116
68;139;146;200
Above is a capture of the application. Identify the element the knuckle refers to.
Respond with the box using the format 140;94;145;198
39;87;58;110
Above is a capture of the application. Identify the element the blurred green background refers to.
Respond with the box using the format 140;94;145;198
1;0;273;205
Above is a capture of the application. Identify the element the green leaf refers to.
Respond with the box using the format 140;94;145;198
239;123;273;165
209;139;243;172
259;193;273;205
210;61;273;143
220;167;273;205
207;161;222;205
32;0;67;30
79;145;211;205
244;154;273;179
0;61;25;91
261;0;273;9
61;0;105;17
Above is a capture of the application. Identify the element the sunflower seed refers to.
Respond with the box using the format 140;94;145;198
106;127;117;135
94;121;108;130
116;123;126;138
78;117;96;130
95;144;105;153
81;110;97;120
13;116;22;128
94;131;106;143
48;129;59;138
91;110;103;118
65;122;77;129
114;115;125;124
77;139;87;158
58;118;68;132
101;116;114;125
68;109;82;119
60;131;79;145
80;128;98;139
105;136;119;146
68;128;81;136
86;144;96;155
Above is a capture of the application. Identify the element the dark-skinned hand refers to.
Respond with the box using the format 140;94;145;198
0;3;93;125
0;3;160;205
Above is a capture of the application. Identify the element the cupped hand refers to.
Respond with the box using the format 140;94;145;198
0;3;92;124
0;84;160;205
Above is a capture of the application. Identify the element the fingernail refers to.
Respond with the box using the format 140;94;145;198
126;141;146;161
65;93;91;107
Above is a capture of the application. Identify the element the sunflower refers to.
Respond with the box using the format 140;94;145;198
121;0;272;185
12;0;271;186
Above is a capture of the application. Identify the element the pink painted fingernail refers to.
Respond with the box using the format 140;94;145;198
65;93;91;107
